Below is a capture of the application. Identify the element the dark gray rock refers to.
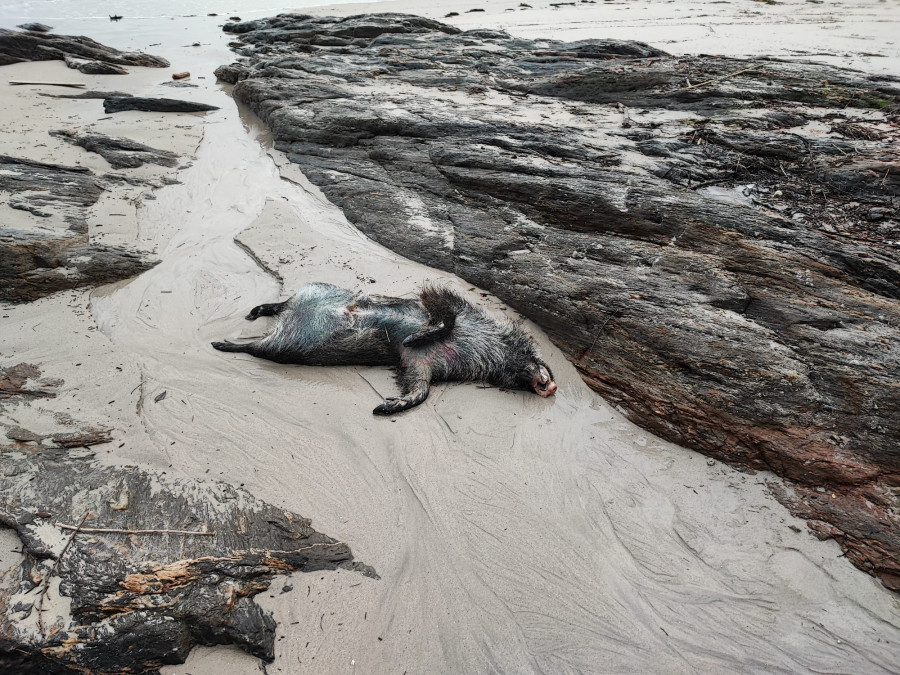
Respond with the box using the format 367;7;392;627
64;54;128;74
0;154;99;218
103;96;220;113
0;365;374;672
0;155;157;301
51;130;178;169
218;13;900;589
0;228;156;302
214;62;251;84
0;28;168;67
222;12;460;40
16;23;52;33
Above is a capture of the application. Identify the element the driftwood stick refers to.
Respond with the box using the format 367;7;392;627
357;371;385;401
681;65;762;91
37;511;90;636
55;523;214;536
9;80;87;88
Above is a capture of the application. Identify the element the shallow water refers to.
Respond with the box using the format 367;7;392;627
2;4;899;673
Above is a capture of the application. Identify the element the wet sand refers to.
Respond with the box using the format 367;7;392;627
2;2;899;673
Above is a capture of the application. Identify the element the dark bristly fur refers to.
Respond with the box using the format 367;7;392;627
212;282;557;415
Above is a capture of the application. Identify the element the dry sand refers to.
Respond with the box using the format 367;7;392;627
1;1;899;673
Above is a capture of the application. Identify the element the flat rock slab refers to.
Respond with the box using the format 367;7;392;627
51;129;178;169
0;230;155;302
103;96;220;113
64;55;128;75
0;27;168;68
0;366;374;673
217;13;900;589
0;154;157;302
0;154;99;221
16;23;52;33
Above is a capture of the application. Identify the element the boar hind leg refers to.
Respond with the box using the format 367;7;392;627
402;285;465;347
402;325;452;348
211;340;255;354
246;301;288;321
373;366;432;416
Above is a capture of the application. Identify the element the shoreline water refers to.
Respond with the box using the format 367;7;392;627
1;2;899;673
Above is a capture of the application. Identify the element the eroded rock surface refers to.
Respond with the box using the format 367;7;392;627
0;154;157;302
51;130;179;169
0;27;168;68
63;54;128;75
15;24;52;34
103;96;220;114
217;13;900;588
0;364;374;672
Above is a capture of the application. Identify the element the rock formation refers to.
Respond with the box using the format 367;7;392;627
51;130;179;169
0;367;374;673
0;154;157;302
1;30;374;672
0;27;168;68
216;13;900;588
103;96;220;114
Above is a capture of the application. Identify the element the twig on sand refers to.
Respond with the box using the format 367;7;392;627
9;80;86;88
55;523;214;536
680;64;762;91
37;511;90;636
357;371;385;401
436;411;457;435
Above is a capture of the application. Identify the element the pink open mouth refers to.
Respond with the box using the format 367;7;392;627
532;367;558;398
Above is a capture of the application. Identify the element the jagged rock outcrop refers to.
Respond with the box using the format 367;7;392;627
0;364;374;672
0;155;157;302
0;229;156;302
217;13;900;588
15;23;52;33
0;27;168;68
63;54;128;75
103;96;219;113
51;130;178;169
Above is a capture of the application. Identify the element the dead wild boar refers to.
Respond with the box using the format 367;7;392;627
212;282;557;415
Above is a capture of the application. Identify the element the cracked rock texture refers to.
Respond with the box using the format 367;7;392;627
216;13;900;588
0;154;157;302
0;364;374;673
0;27;168;68
50;130;179;169
102;96;220;114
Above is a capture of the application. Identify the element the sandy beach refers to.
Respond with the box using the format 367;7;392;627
2;0;900;673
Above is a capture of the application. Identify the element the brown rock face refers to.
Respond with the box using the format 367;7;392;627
0;155;157;302
217;14;900;588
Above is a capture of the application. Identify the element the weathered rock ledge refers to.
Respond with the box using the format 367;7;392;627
0;27;169;69
0;153;159;303
0;363;374;672
216;13;900;588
